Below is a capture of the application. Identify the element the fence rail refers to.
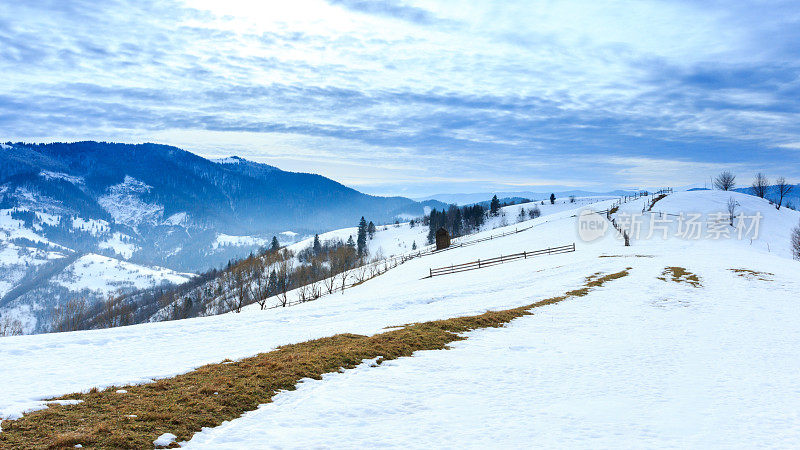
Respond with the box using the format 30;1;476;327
426;243;576;278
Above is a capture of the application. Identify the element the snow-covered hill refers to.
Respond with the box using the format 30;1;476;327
3;189;800;446
0;141;451;333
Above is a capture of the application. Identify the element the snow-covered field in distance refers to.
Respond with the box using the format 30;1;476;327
2;190;800;447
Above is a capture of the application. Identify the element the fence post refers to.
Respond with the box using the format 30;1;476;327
478;259;481;268
429;268;432;278
524;251;527;259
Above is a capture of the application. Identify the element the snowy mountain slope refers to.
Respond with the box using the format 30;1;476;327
2;190;800;446
0;141;450;333
0;141;445;271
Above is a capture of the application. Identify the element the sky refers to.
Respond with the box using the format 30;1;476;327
1;0;799;197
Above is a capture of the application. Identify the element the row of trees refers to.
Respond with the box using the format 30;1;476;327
426;204;488;244
714;171;795;210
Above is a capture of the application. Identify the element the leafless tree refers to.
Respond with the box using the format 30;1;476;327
276;255;294;307
727;197;739;226
51;298;88;332
250;258;271;310
97;295;134;328
751;173;769;198
224;265;251;313
775;177;794;210
792;220;800;261
0;315;24;336
714;171;736;191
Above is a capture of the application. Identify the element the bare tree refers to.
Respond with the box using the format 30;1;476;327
714;171;736;191
250;258;271;310
751;173;769;198
97;295;134;328
224;264;251;313
775;177;794;210
727;197;739;226
276;255;294;307
792;220;800;261
51;298;88;332
0;315;24;336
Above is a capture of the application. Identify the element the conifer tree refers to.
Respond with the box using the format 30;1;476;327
357;217;368;256
267;269;278;296
367;221;376;239
549;193;556;205
490;195;501;216
346;235;355;248
313;234;322;254
270;236;280;252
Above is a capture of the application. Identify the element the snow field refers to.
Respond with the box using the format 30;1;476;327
3;191;800;447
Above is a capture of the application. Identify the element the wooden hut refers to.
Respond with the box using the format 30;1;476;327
435;228;451;250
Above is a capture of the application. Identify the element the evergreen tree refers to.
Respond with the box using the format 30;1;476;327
367;221;376;239
357;217;368;256
549;193;556;205
490;195;501;216
412;241;417;250
267;269;278;296
313;234;322;254
270;236;280;252
346;235;355;248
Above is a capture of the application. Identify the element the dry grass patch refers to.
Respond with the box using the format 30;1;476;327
729;268;773;281
598;254;654;258
657;266;702;288
0;269;630;449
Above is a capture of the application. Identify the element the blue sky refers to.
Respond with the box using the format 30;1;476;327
1;0;799;197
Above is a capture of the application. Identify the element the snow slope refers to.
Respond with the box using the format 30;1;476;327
2;191;800;447
53;254;192;292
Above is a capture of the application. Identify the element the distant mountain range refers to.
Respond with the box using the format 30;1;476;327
416;190;641;206
0;141;446;333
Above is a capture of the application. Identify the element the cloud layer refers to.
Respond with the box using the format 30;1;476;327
1;0;799;196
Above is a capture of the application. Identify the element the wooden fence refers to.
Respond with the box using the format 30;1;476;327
426;243;576;278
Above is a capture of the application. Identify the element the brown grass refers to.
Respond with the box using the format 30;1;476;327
729;268;773;281
657;266;702;287
0;269;630;449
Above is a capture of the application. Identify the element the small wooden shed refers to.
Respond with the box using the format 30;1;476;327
435;228;451;250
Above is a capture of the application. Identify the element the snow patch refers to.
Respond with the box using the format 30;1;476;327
71;217;109;236
98;232;137;259
39;171;83;185
212;234;269;250
97;176;163;228
164;212;188;226
153;433;177;447
53;253;192;292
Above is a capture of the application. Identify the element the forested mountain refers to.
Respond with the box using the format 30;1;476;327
0;141;444;333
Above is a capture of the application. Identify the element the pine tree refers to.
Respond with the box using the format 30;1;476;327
412;241;417;250
490;195;501;216
270;236;280;252
267;269;278;296
313;234;322;254
357;217;368;257
346;235;355;248
549;193;556;205
367;221;376;239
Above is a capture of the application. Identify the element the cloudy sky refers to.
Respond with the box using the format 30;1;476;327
1;0;799;196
